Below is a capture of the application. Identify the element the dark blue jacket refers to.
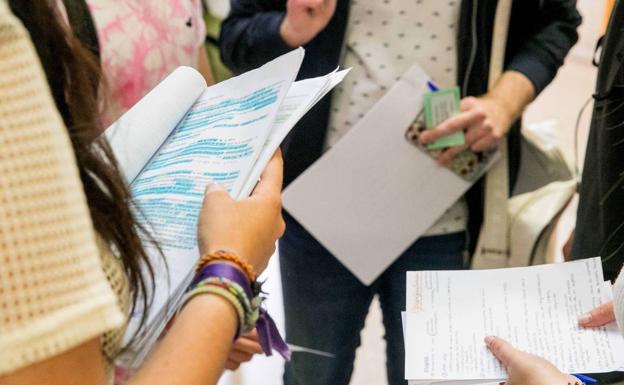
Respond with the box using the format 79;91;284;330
220;0;581;254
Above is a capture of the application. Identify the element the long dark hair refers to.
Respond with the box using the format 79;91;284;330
8;0;154;355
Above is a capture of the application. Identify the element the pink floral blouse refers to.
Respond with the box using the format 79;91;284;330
87;0;207;125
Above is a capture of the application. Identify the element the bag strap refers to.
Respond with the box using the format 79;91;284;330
61;0;101;63
471;0;513;269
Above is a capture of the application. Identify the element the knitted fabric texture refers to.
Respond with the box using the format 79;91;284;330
0;1;126;379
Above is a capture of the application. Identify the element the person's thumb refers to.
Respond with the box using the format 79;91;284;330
202;182;230;208
205;181;227;195
485;336;520;369
578;301;615;327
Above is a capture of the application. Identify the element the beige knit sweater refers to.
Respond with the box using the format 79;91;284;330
0;1;127;381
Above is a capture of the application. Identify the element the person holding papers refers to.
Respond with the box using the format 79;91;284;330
0;2;286;385
484;337;581;385
484;273;624;385
61;0;271;372
484;7;624;384
220;1;580;384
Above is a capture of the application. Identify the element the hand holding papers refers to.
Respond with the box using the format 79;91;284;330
403;258;624;384
104;49;348;368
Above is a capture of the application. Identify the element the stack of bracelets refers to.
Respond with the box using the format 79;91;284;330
179;250;290;360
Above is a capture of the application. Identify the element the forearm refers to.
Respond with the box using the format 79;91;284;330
129;295;238;385
506;0;580;95
486;70;536;132
197;47;215;86
0;339;107;385
220;9;291;74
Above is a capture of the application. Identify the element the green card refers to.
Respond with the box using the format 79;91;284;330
423;86;465;150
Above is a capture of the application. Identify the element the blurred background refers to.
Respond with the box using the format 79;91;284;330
203;0;611;384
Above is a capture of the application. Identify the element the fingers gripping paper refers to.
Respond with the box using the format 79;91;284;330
403;258;624;384
104;48;348;367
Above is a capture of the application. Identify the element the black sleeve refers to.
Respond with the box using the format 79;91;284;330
220;0;293;74
506;0;582;95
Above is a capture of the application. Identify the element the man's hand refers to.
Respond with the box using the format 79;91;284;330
485;336;577;385
419;95;511;165
225;330;263;370
419;71;535;165
578;301;616;327
280;0;336;47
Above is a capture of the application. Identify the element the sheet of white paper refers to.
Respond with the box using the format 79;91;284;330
403;313;499;385
404;258;624;381
105;66;207;183
282;64;496;285
405;281;623;385
131;48;303;252
238;68;350;199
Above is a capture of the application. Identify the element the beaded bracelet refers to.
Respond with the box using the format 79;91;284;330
195;277;260;332
183;263;260;334
181;262;291;360
196;250;256;281
180;283;246;335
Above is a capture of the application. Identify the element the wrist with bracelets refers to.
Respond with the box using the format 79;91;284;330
179;251;291;360
182;257;258;335
196;250;256;281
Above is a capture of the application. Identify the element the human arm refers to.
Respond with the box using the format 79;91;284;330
220;0;335;74
2;297;239;385
3;152;285;385
505;0;581;96
419;71;535;164
128;295;239;385
420;0;581;162
128;151;285;384
1;0;285;381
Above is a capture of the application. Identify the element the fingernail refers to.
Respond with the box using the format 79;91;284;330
578;313;592;325
205;183;226;194
484;336;494;345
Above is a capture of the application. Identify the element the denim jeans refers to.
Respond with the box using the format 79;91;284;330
279;216;467;385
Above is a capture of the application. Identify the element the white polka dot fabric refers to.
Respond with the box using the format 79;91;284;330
328;0;467;236
0;2;126;380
